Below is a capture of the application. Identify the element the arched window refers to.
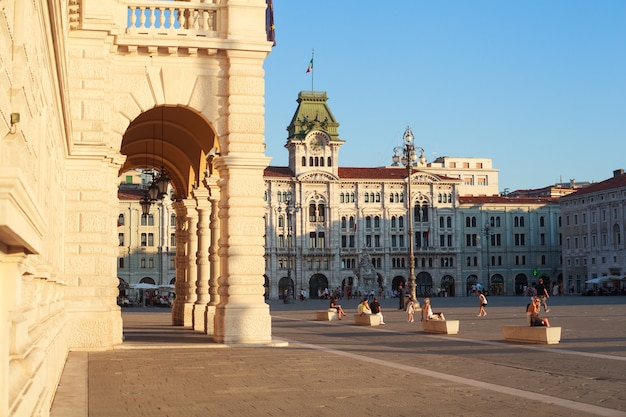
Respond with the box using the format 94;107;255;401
365;216;372;229
391;216;396;228
309;156;314;166
320;157;324;167
302;156;306;166
471;217;477;227
520;216;525;227
170;213;176;226
440;216;444;228
466;217;471;227
341;216;347;229
278;215;284;228
118;213;125;226
447;216;452;228
340;193;345;203
374;216;380;229
398;216;404;229
308;203;316;222
364;193;370;203
327;157;332;167
350;192;355;202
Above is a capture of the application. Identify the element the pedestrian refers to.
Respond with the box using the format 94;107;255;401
533;278;550;312
477;290;487;317
397;283;405;310
527;297;551;327
370;296;385;324
406;296;416;323
421;297;445;321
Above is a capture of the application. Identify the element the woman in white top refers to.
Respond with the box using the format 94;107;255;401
421;298;445;321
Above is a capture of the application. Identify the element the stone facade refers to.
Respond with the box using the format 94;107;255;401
561;169;626;293
0;1;274;416
263;92;563;300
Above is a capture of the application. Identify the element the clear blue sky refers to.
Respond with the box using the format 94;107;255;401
263;1;626;193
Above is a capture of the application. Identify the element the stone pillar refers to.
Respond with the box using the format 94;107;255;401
171;201;187;325
204;178;221;336
193;188;211;332
213;156;272;344
183;200;198;327
64;158;123;348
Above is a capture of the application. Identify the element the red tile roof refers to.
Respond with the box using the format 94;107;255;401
118;188;145;201
460;196;559;205
264;165;458;181
561;173;626;198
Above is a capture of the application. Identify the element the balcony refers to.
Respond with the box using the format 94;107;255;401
84;0;226;55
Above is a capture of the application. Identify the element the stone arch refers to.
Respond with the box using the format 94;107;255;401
309;274;329;299
416;271;433;296
119;105;218;199
440;275;455;297
515;274;528;295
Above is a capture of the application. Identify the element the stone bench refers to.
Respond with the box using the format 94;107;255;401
353;314;381;326
315;310;338;321
502;326;561;344
421;319;459;334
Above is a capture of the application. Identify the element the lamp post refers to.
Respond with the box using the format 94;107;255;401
482;224;492;295
278;194;299;303
392;126;425;302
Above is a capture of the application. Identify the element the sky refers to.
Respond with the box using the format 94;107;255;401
263;1;626;193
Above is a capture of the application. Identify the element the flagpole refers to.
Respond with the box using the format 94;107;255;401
311;49;314;91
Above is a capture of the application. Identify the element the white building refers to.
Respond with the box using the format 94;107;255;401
561;169;626;293
263;91;563;299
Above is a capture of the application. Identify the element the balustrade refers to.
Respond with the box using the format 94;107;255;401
126;1;219;37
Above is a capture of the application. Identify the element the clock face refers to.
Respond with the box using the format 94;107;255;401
307;132;327;153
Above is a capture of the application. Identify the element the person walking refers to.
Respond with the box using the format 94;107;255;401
477;290;488;317
533;278;550;312
370;296;385;324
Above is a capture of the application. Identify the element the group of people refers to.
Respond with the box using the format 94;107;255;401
329;281;553;328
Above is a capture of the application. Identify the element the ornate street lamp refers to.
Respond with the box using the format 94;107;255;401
278;193;299;303
482;224;493;295
392;126;425;302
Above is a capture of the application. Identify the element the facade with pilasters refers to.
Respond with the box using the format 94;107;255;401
263;91;563;300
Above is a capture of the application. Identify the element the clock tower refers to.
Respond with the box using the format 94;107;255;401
284;91;344;177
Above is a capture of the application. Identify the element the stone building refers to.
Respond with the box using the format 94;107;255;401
263;91;563;299
560;169;626;293
1;1;274;415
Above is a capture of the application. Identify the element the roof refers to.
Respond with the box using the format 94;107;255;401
118;188;146;201
561;172;626;198
264;165;459;181
460;196;559;205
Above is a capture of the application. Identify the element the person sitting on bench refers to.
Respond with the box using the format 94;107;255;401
527;297;550;327
421;297;445;321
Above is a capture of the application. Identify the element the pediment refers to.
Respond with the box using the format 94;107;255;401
298;171;338;182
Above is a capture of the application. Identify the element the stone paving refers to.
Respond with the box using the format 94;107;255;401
50;296;626;417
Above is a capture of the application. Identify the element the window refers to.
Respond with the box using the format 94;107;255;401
119;258;124;268
141;233;147;246
118;214;125;226
140;258;146;268
118;233;125;246
170;213;176;227
148;258;154;268
148;233;154;246
170;233;176;247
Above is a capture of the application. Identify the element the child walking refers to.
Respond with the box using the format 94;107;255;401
477;290;488;317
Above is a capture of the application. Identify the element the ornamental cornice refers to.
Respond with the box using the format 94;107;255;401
298;171;338;183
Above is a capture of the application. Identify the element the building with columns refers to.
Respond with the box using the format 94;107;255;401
1;1;275;416
263;91;563;300
561;169;626;293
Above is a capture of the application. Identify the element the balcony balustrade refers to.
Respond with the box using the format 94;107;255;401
126;1;219;37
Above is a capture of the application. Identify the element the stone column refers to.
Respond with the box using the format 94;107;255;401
171;200;187;326
183;199;198;327
204;178;221;336
193;188;211;332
